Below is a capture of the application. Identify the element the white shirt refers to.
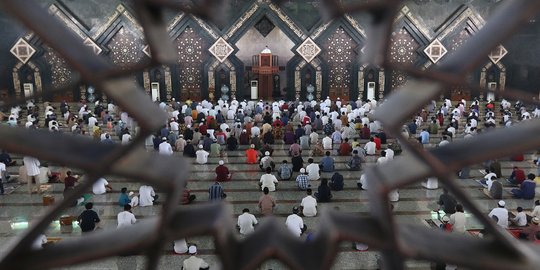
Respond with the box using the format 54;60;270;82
513;212;527;226
532;205;540;218
117;211;136;228
92;178;109;195
359;174;368;190
170;122;179;131
195;150;209;164
322;137;332;150
489;207;509;228
159;142;173;156
301;196;317;217
285;214;304;237
450;212;466;233
121;134;132;145
385;149;394;160
364;142;376;155
306;163;320;181
237;212;258;235
88;117;97;127
260;174;278;191
139;185;156;206
23;156;40;176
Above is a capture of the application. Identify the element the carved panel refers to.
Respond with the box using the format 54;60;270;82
175;26;208;99
389;28;419;90
107;28;144;68
321;27;356;97
44;47;74;89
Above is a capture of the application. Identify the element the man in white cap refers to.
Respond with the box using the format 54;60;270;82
300;188;317;217
259;151;275;171
215;160;231;182
158;137;173;156
182;245;209;270
488;200;509;228
175;134;186;152
295;168;310;190
195;145;209;164
523;217;540;241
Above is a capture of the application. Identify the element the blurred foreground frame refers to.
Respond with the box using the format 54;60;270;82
1;0;540;269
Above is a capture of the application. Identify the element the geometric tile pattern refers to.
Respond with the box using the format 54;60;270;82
389;28;419;64
44;47;73;88
424;38;447;63
296;37;321;63
10;38;36;64
107;28;144;68
488;45;508;64
176;27;207;90
208;37;234;63
322;27;355;90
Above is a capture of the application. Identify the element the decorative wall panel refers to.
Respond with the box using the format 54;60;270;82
175;26;208;99
44;47;74;89
389;28;419;90
321;27;356;97
107;27;144;68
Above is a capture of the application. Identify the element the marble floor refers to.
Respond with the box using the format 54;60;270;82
0;145;538;269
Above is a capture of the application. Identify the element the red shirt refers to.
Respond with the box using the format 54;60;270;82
338;143;352;156
360;127;370;139
215;165;230;182
514;169;526;184
373;137;381;150
199;124;208;135
246;149;258;164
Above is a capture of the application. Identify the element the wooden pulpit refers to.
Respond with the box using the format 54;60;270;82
252;47;279;100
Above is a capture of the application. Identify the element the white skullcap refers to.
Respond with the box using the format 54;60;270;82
199;145;203;149
188;246;197;254
442;216;450;222
300;168;306;173
219;160;224;165
265;151;270;156
250;144;255;148
162;137;167;141
498;200;505;207
128;192;134;196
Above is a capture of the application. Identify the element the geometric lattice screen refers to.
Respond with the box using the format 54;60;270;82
1;1;540;270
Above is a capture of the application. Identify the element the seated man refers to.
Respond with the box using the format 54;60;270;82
295;168;310;190
346;150;363;171
215;160;232;182
245;144;259;164
508;166;526;185
510;207;528;227
277;160;292;180
483;178;503;200
259;167;278;192
338;138;352;156
320;151;335;172
259;152;275;171
183;246;209;270
329;172;344;191
511;173;536;200
92;177;112;195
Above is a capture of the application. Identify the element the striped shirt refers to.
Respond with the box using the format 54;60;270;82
209;182;224;201
296;174;310;190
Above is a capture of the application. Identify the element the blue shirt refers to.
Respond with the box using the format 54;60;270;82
420;131;430;144
320;156;335;172
296;174;310;190
118;193;131;207
209;183;224;201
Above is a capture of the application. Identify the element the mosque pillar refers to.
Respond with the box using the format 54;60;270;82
358;66;365;100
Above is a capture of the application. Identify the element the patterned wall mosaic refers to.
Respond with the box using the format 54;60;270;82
44;47;73;88
321;27;355;92
107;27;144;68
389;28;419;89
175;26;207;92
450;29;471;52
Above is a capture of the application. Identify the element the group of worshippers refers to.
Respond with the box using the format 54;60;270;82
3;93;540;268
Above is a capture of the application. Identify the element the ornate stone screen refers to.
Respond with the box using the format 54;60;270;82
1;0;540;269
